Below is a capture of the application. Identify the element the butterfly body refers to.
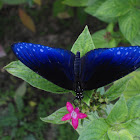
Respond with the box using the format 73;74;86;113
12;43;140;100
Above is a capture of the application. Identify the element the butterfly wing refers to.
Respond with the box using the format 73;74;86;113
81;46;140;90
12;42;75;90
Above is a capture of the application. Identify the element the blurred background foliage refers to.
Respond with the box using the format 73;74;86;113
0;0;139;139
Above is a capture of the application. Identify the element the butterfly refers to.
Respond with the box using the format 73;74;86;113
12;42;140;100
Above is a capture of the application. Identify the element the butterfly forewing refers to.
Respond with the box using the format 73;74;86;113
12;42;75;90
81;46;140;90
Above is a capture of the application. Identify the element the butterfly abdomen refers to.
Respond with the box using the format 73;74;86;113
74;52;81;78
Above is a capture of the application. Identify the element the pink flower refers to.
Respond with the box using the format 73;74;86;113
61;102;87;129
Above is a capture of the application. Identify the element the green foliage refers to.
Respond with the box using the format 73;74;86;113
5;26;140;139
64;0;140;46
1;0;27;5
78;119;109;140
106;95;128;125
71;26;95;57
4;61;69;94
41;107;67;124
63;0;88;7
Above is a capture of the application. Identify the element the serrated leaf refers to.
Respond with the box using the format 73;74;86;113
19;8;36;33
34;0;41;6
4;61;69;94
119;8;140;43
105;76;132;101
125;119;140;137
40;107;67;124
78;118;109;140
127;95;140;120
123;71;140;100
95;0;131;18
106;95;128;125
92;29;112;49
130;30;140;46
108;128;133;140
71;26;95;57
87;111;99;121
2;0;26;5
105;104;114;115
85;0;116;23
63;0;88;7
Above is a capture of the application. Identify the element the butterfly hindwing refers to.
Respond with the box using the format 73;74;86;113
12;42;75;90
81;46;140;90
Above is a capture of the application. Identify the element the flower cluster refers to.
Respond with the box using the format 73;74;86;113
61;102;87;129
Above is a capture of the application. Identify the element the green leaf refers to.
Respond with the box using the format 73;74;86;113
120;95;140;137
123;71;140;100
95;0;131;18
0;0;3;9
4;61;69;94
83;90;94;105
71;26;95;57
15;82;26;112
92;29;110;49
130;30;140;46
105;76;132;101
119;8;140;43
23;134;36;140
40;107;68;124
85;0;106;15
15;81;26;99
106;95;128;125
125;119;140;137
105;104;114;115
0;103;18;127
53;0;66;17
63;0;88;7
78;118;109;140
87;111;99;121
108;128;133;140
77;7;87;25
2;0;27;5
85;0;116;23
127;95;140;120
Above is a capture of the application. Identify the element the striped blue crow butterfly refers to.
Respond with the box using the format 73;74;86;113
12;43;140;101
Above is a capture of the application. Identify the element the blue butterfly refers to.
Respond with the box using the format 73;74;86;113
12;42;140;100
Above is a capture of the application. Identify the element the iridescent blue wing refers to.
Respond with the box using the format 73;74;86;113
12;42;75;90
81;46;140;90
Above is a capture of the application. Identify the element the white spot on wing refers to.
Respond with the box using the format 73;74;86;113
117;51;121;55
29;43;32;46
40;49;44;52
17;48;20;51
20;46;23;49
134;49;136;52
33;49;35;52
126;52;128;55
